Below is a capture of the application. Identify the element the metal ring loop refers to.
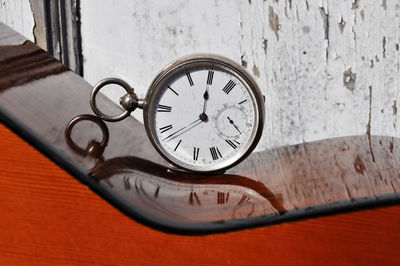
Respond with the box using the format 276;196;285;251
65;114;109;158
90;78;133;122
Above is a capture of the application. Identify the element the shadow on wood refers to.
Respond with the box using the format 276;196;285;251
1;22;399;234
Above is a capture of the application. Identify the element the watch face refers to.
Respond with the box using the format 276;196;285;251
144;55;264;172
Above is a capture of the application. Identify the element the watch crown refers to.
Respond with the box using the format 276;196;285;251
120;93;140;111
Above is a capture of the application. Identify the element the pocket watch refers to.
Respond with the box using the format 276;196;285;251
90;54;265;173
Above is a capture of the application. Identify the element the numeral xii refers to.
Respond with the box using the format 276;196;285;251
207;70;214;85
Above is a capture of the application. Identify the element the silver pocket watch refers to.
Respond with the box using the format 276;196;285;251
90;54;265;173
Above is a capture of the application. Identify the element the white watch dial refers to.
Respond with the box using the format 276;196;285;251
148;65;260;172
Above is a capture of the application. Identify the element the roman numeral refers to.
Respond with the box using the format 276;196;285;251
186;72;194;86
217;192;229;204
237;194;250;205
159;125;172;133
226;139;240;149
223;80;236;94
239;99;247;104
168;86;179;96
174;139;182;151
207;70;214;85
123;176;130;190
193;147;200;161
154;185;160;198
209;147;222;160
189;191;201;205
157;104;172;112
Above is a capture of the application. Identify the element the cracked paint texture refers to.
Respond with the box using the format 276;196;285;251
2;0;400;153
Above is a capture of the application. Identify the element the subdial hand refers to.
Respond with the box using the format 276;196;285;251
227;116;241;134
163;118;201;141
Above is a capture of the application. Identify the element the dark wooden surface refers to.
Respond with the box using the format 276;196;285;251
1;22;399;233
1;123;400;265
2;21;400;265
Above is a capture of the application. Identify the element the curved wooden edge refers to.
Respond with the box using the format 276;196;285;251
2;106;400;235
1;22;400;235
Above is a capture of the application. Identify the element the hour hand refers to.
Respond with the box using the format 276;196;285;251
203;89;209;101
200;85;209;122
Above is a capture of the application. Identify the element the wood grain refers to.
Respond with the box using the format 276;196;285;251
1;124;400;265
1;22;400;233
1;19;400;265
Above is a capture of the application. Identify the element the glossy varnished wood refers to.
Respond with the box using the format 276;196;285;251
1;124;400;265
1;22;400;233
1;20;400;264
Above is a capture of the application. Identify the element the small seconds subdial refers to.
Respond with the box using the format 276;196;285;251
213;104;251;140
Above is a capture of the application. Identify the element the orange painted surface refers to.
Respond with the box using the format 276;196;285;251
1;123;400;265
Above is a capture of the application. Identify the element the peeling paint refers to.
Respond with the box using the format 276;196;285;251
241;54;248;68
263;39;268;55
393;100;397;129
382;0;387;10
383;36;386;58
352;0;360;9
28;0;47;51
252;65;260;77
366;86;372;135
302;25;310;34
72;0;400;151
28;0;37;43
2;0;400;154
319;7;329;40
268;6;280;41
338;17;345;34
343;68;356;91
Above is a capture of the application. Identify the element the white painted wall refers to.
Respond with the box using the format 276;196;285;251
2;0;400;152
0;0;34;42
81;0;400;151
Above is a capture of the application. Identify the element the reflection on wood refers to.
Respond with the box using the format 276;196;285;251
3;123;400;265
62;114;400;224
0;41;68;91
1;22;400;233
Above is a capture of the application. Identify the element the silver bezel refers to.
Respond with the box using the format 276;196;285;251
143;54;265;173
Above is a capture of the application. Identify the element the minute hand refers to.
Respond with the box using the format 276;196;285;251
163;118;201;141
